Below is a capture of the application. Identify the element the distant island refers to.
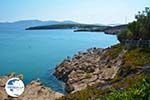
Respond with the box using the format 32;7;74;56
0;7;149;100
26;23;127;35
26;23;108;31
0;19;127;35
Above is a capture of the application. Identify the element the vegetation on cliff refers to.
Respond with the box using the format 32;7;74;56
53;8;150;100
105;74;150;100
57;44;150;100
118;7;150;43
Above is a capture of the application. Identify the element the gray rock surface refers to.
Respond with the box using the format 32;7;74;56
0;73;64;100
54;47;127;93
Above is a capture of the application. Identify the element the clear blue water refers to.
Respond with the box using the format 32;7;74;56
0;29;119;93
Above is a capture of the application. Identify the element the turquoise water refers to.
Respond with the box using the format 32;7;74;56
0;29;119;93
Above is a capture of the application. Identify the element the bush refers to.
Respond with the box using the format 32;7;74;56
118;29;133;43
105;75;150;100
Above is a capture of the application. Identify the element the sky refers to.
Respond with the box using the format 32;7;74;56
0;0;149;24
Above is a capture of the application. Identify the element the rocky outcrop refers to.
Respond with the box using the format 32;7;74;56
54;47;127;93
0;73;64;100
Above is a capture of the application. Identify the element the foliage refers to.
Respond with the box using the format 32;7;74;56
105;75;150;100
108;47;150;83
124;47;150;67
118;7;150;42
105;44;126;59
117;29;133;43
58;45;150;100
120;47;150;76
59;85;101;100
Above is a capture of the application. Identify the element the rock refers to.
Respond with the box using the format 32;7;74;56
18;74;24;80
0;87;8;100
18;80;64;100
65;83;74;93
0;73;64;100
54;47;127;93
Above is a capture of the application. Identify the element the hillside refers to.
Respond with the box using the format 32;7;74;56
54;44;150;100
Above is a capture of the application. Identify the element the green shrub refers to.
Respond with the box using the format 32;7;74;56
118;29;133;43
58;45;150;100
105;44;125;59
105;75;150;100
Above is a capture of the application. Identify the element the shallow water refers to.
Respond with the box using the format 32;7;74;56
0;29;119;93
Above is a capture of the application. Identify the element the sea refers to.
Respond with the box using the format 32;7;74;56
0;29;119;93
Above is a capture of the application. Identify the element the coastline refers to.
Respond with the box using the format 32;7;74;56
26;24;127;35
1;43;149;99
53;44;126;93
53;44;150;99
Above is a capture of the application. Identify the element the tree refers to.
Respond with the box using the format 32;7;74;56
118;7;150;42
134;7;150;39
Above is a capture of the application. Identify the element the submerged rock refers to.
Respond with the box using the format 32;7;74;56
0;73;64;100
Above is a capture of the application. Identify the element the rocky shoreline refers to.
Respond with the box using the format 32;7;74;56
54;46;127;93
1;45;149;99
0;73;64;100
